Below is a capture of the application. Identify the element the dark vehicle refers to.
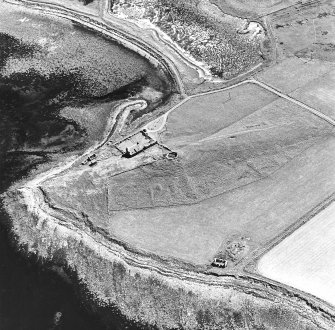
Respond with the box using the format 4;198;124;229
88;159;97;167
82;153;97;165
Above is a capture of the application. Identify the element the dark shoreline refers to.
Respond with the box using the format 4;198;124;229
0;6;174;327
0;206;107;330
0;207;153;330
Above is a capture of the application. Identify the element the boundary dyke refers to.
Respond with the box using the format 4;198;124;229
2;0;335;329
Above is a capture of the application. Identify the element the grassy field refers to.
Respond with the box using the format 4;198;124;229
105;136;335;265
42;83;335;265
290;69;335;120
59;102;117;145
256;57;335;94
161;83;277;148
269;0;335;61
258;201;335;305
45;134;335;265
256;56;335;120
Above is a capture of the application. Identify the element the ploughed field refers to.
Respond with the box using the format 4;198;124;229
42;79;335;266
258;201;335;306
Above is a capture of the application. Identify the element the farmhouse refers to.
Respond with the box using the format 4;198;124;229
212;258;228;268
115;130;156;158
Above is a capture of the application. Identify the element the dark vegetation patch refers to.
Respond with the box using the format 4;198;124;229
78;0;94;5
112;0;263;79
295;43;335;62
0;33;36;70
269;0;335;60
0;9;171;330
0;66;88;191
0;33;94;191
0;14;172;189
0;218;109;330
151;0;262;78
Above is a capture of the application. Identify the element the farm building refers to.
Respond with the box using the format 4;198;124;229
115;130;156;158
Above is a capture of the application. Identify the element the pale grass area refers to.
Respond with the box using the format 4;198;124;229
256;58;335;95
291;70;335;121
258;202;335;306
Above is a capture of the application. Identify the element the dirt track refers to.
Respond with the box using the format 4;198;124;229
144;78;335;135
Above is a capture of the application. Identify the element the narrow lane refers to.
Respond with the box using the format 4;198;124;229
144;78;335;134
